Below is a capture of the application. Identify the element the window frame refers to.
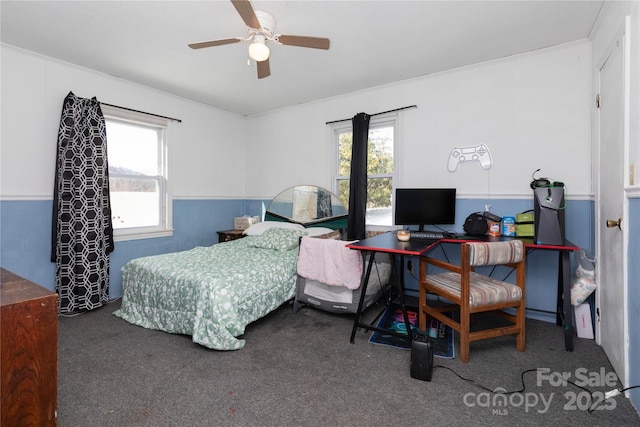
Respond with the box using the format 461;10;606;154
102;105;173;242
332;114;399;229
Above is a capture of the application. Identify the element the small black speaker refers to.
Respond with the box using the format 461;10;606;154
410;333;433;381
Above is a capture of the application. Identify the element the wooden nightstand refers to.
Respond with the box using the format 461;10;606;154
217;229;246;243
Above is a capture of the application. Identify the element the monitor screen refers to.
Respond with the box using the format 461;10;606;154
394;188;456;229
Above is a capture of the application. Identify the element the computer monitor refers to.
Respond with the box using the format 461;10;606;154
394;188;456;231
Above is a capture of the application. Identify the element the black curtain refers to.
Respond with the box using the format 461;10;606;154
51;92;114;314
347;112;370;240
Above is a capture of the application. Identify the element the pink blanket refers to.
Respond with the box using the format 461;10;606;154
296;236;363;290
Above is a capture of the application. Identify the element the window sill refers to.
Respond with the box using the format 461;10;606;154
113;229;174;243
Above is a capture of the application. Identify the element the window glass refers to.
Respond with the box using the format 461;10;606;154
103;106;171;240
335;119;396;226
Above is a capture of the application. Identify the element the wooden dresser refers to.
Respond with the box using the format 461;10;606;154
1;268;58;426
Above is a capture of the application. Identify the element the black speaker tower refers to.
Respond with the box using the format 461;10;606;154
533;187;565;245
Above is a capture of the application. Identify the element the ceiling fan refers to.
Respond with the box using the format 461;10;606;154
188;0;330;79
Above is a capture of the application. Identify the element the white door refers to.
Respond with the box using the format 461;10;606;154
596;30;627;383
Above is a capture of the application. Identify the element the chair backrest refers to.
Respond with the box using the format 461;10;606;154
467;240;524;267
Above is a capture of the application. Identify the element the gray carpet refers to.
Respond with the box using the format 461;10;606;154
58;299;639;426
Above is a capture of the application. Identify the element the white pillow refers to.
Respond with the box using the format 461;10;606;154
304;227;335;237
243;221;306;236
305;227;341;239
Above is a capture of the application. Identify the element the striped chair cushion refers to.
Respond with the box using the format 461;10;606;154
426;271;522;307
468;240;524;266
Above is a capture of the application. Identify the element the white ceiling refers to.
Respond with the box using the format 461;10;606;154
1;0;604;116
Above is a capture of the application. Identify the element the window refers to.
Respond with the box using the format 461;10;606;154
334;117;396;227
102;105;171;241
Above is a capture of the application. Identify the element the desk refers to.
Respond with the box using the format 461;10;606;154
347;233;579;351
346;233;441;344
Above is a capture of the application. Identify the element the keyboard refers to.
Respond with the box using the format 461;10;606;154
409;231;445;239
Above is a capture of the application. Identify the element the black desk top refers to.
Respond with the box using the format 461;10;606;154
346;232;579;255
345;232;440;256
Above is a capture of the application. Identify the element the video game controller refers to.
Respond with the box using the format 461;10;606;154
448;144;492;172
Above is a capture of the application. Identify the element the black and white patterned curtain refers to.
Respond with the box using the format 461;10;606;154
51;91;114;314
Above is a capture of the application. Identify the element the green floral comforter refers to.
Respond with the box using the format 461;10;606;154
113;237;298;350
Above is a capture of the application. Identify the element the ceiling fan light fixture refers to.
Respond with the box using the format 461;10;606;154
188;1;329;78
248;35;270;61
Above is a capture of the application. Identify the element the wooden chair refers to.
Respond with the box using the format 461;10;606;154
419;240;526;363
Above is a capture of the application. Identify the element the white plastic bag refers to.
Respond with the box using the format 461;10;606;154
571;277;597;305
571;249;596;306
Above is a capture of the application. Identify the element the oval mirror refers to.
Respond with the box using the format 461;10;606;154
265;185;348;229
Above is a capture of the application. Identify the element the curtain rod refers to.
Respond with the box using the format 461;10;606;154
325;105;417;125
100;102;182;123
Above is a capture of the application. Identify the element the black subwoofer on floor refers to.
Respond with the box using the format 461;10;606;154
410;333;433;381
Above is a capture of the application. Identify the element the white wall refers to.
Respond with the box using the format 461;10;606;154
2;40;593;203
0;44;247;201
245;41;593;201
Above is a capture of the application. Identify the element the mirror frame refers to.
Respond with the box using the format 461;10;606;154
265;185;348;230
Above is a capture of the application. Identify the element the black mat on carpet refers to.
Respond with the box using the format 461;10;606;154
368;303;455;358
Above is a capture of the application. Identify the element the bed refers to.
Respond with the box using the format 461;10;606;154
113;224;307;350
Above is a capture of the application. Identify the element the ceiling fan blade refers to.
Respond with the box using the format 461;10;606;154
257;59;270;79
277;35;330;50
188;38;241;49
231;0;260;29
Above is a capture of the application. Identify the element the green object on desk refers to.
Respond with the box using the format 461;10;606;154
516;211;535;237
